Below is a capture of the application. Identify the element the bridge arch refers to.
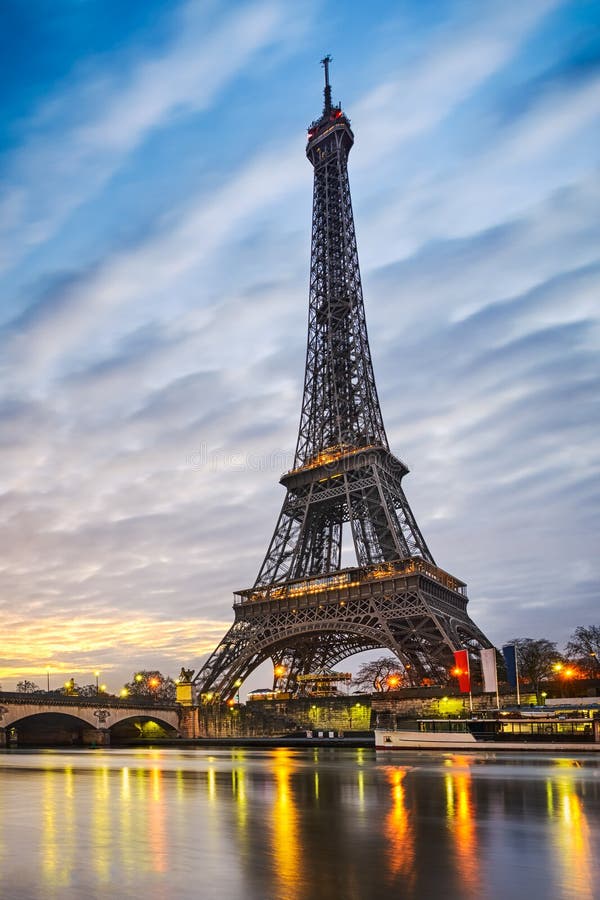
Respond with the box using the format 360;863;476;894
0;697;181;746
108;713;180;741
3;711;105;747
198;618;419;700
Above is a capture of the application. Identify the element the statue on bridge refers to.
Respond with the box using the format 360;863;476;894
178;667;195;684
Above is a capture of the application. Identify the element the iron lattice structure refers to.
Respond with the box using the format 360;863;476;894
195;59;491;699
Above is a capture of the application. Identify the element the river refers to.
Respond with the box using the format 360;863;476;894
0;748;598;899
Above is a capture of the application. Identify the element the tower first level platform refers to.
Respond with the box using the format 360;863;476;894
196;556;487;701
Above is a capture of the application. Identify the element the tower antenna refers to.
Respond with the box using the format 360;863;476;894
321;54;332;114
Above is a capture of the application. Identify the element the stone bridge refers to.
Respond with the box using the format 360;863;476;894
0;692;182;746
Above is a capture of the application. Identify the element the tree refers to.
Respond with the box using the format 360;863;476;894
16;680;41;693
353;657;407;693
509;638;561;701
123;670;176;703
78;684;103;697
565;625;600;677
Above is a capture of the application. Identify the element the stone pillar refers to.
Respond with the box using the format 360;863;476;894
178;706;201;739
176;682;197;707
82;728;111;747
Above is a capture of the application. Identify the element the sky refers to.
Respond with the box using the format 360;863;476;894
1;0;599;693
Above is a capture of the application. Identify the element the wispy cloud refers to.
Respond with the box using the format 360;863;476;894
0;0;294;274
0;613;229;682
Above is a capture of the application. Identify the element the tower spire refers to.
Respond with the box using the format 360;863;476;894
321;54;332;115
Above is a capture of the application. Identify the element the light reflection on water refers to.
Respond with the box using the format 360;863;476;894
0;749;599;899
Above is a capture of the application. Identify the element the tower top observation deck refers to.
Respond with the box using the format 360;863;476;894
306;55;353;157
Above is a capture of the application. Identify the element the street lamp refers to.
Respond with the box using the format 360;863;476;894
94;671;100;695
234;678;242;705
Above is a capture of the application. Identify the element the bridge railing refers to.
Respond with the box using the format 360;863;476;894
0;692;178;710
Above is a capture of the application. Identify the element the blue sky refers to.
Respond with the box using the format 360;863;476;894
1;0;599;691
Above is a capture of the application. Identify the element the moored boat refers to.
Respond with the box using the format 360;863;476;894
375;714;600;751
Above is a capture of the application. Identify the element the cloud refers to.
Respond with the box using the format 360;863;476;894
0;0;294;274
351;0;562;171
0;612;229;682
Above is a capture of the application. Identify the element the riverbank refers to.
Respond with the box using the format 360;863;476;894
112;733;375;749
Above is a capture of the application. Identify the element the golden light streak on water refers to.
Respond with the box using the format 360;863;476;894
41;765;75;890
119;767;134;879
92;766;111;884
357;769;365;809
231;765;248;832
546;778;554;815
149;766;167;873
271;750;301;900
121;766;130;800
445;773;455;817
384;767;414;888
176;767;185;801
207;766;216;804
42;768;58;885
62;766;75;885
445;760;480;898
551;774;593;900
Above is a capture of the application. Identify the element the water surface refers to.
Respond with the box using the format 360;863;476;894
1;748;598;899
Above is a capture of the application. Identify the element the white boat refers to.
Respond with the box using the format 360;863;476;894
375;715;600;751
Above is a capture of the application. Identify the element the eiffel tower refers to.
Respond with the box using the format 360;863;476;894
195;58;492;700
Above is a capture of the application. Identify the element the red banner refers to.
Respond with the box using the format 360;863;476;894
453;650;471;693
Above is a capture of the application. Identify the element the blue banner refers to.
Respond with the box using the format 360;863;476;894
502;644;518;687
